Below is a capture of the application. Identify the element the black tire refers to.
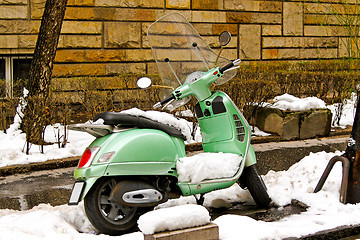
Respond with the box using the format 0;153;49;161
84;178;139;235
239;165;271;208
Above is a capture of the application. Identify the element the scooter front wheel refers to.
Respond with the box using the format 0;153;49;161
239;165;271;208
84;178;139;235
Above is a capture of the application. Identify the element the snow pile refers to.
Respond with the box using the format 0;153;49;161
328;92;358;127
264;151;342;206
121;108;193;142
0;124;94;168
269;93;327;111
176;152;243;183
137;204;210;234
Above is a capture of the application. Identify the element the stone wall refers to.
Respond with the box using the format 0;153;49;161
0;0;355;78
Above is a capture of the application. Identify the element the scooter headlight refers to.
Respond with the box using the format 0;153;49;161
78;146;100;168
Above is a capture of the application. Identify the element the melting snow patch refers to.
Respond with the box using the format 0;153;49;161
137;204;210;235
176;152;243;183
121;108;193;142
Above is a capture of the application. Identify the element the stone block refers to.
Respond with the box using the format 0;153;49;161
192;11;226;23
0;0;27;3
55;49;86;63
52;63;106;77
283;2;303;36
262;25;282;36
260;1;282;12
262;49;278;59
192;0;223;10
58;35;102;48
166;0;190;9
277;48;300;59
224;0;259;11
239;24;261;60
30;0;46;19
18;35;38;48
95;0;163;8
300;48;336;59
226;12;251;23
104;22;141;48
0;20;40;34
0;5;27;19
68;0;94;5
300;110;332;139
86;49;126;62
212;23;238;35
251;12;282;24
61;21;102;34
139;0;164;8
65;7;116;20
125;49;153;62
144;223;219;240
245;106;332;140
105;62;146;75
115;8;156;21
146;62;159;75
0;35;18;48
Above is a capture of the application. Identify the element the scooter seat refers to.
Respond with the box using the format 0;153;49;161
94;112;186;140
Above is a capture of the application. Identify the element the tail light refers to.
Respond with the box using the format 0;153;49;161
78;146;100;168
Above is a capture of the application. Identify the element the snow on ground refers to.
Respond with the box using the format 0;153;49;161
0;124;94;168
0;93;359;239
1;151;360;239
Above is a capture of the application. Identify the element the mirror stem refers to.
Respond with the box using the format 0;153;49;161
215;46;224;67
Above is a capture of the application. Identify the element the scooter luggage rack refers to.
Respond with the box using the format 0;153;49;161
68;123;132;138
314;155;350;203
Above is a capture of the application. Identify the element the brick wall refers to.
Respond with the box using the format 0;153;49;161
0;0;354;78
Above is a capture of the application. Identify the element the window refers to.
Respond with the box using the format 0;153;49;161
0;55;32;98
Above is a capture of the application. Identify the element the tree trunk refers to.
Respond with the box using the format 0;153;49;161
22;0;67;150
27;0;67;98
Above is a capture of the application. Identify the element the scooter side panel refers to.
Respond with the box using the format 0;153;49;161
93;128;185;164
73;129;186;201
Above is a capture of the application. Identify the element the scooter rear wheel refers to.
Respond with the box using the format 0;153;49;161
84;178;139;235
239;165;271;208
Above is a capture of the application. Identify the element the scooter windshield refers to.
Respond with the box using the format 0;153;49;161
147;12;236;110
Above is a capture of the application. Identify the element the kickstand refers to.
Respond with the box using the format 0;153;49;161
195;194;205;205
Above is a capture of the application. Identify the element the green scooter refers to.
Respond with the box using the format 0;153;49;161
68;12;270;235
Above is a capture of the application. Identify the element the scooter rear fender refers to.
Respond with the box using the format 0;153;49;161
73;128;186;201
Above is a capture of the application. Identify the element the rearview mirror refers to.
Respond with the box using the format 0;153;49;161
219;31;231;47
137;77;152;89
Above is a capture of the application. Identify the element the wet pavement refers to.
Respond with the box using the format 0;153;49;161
0;167;75;210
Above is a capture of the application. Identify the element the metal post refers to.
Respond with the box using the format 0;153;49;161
344;85;360;204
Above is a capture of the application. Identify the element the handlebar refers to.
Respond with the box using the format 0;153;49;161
153;94;175;109
219;59;241;74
